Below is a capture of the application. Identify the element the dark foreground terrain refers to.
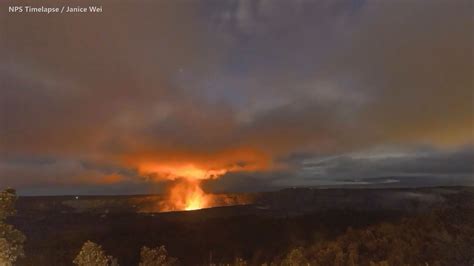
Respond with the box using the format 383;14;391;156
10;187;474;265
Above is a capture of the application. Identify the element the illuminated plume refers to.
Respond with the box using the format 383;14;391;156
139;163;227;211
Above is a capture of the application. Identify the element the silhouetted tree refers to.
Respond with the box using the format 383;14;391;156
73;241;118;266
281;248;308;266
0;188;26;265
139;245;179;266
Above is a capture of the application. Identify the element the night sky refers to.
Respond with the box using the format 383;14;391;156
1;0;472;195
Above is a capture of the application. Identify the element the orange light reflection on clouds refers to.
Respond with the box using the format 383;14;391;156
138;163;227;181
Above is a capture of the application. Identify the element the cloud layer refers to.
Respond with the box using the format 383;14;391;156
0;0;472;194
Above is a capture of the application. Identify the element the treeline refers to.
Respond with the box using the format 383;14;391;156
2;188;473;266
0;189;26;266
274;208;474;266
73;241;178;266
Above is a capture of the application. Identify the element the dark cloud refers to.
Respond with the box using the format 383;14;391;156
213;147;474;189
299;147;474;181
203;170;289;193
0;0;472;194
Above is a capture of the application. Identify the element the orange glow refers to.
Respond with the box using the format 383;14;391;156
126;146;272;179
138;163;227;211
101;174;123;184
134;152;270;211
139;163;227;181
160;179;213;211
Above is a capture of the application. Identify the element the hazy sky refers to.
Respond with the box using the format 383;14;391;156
1;0;473;195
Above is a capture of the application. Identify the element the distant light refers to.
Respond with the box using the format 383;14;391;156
75;196;79;200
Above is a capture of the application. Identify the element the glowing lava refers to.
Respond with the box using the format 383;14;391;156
164;179;212;211
139;163;227;211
